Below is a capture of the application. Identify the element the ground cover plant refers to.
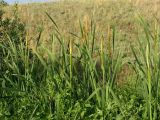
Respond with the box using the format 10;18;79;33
0;0;160;119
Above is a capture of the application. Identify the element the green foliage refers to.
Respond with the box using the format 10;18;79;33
0;6;25;43
0;5;26;77
130;17;160;120
0;6;160;120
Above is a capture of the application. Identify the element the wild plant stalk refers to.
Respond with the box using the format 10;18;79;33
146;44;152;120
70;38;73;93
153;19;159;120
106;25;111;100
100;35;105;118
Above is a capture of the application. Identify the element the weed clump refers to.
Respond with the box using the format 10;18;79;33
0;5;26;74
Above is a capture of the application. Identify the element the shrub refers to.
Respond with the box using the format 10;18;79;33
0;8;25;43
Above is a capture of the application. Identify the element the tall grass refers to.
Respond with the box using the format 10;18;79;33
131;16;160;120
1;10;160;119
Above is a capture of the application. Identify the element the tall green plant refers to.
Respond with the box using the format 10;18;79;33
131;16;160;120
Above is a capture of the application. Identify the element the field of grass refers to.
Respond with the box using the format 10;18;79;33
1;0;160;119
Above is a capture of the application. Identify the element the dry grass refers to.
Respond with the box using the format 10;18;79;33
3;0;159;41
1;0;159;58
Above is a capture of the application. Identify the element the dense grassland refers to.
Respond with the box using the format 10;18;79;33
1;0;160;119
